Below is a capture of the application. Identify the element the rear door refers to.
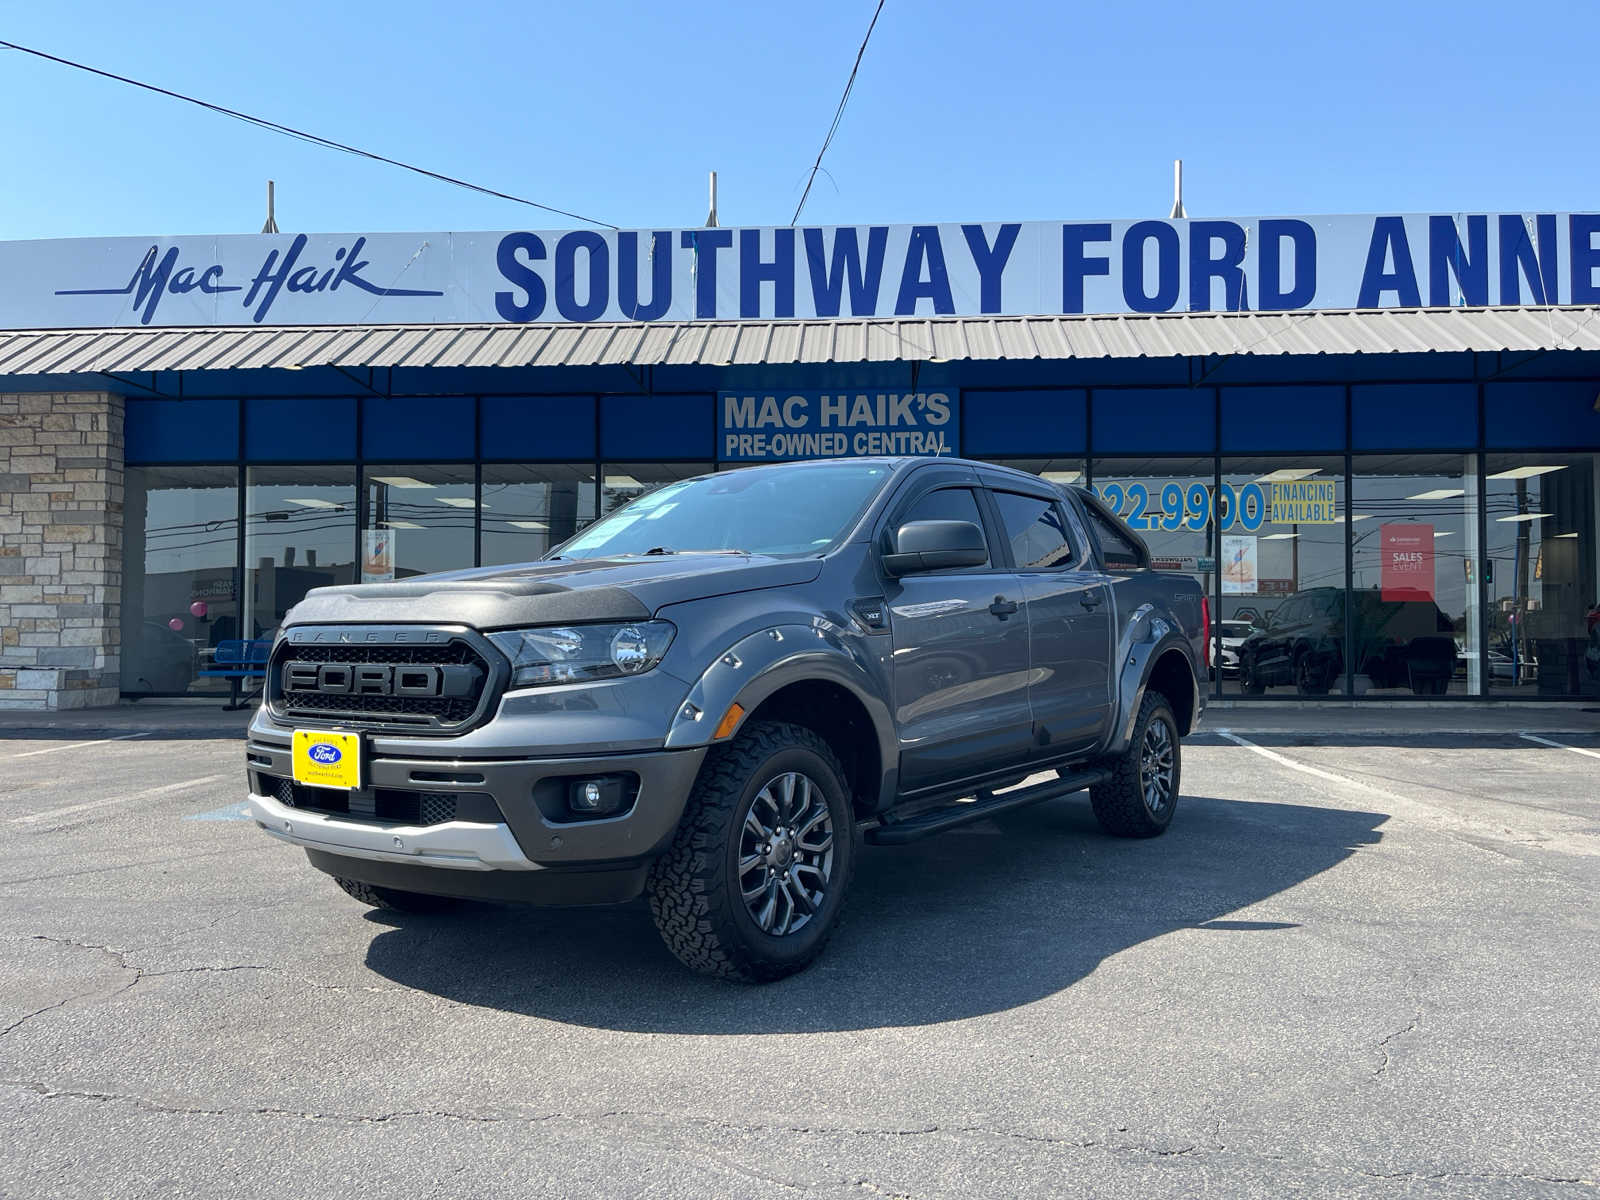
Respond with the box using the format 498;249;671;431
985;485;1114;758
882;474;1034;792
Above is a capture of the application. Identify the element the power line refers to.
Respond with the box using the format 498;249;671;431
791;1;885;225
0;38;618;230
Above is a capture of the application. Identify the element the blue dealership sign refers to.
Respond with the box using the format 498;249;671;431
719;390;958;461
3;212;1597;329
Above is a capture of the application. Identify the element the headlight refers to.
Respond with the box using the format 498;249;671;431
487;621;676;689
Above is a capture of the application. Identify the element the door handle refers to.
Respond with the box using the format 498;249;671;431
989;596;1019;618
1080;591;1103;610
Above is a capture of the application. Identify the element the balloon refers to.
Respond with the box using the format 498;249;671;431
189;601;208;618
167;617;185;632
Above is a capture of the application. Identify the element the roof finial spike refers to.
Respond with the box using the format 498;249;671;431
261;180;279;234
1169;159;1187;220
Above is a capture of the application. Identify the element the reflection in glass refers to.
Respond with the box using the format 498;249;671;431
121;466;239;695
1219;458;1347;696
481;465;597;566
1350;456;1478;696
1485;454;1599;697
600;462;712;515
362;464;475;579
245;466;356;640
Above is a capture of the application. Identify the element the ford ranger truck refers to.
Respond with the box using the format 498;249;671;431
244;457;1205;982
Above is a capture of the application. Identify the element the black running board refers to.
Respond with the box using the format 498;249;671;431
865;767;1110;846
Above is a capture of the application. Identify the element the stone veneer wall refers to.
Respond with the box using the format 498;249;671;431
0;392;125;709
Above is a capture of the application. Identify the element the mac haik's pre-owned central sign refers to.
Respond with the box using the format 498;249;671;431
3;213;1597;329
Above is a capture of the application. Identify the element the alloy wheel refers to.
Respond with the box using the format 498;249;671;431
1139;717;1176;815
738;772;835;937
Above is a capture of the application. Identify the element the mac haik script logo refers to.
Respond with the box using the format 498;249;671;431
56;234;444;325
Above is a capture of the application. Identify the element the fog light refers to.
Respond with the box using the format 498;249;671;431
568;776;626;817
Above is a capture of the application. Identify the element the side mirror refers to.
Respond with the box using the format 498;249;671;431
882;520;988;577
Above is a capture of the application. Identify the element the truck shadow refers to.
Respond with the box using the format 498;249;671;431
361;794;1385;1032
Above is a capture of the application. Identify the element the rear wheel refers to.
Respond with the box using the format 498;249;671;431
1295;652;1332;696
1240;656;1266;695
1090;692;1180;838
647;721;856;983
333;877;462;914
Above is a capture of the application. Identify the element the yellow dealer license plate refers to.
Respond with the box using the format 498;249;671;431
292;730;362;790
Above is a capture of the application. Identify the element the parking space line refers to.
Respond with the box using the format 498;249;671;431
1213;730;1404;801
1519;732;1600;761
2;732;150;759
10;774;228;825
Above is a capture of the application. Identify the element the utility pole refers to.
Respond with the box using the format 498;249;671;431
261;180;279;233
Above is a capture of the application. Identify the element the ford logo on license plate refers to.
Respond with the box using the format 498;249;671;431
308;743;342;765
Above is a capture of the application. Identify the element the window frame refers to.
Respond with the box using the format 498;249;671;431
1076;490;1151;571
879;477;1007;575
985;488;1080;572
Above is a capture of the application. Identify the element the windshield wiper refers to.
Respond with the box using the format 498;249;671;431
641;547;748;556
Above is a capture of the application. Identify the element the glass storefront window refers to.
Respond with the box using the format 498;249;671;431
362;464;476;579
1351;455;1479;696
1219;457;1347;696
121;466;239;695
245;466;356;640
601;462;712;515
1485;453;1599;698
1089;457;1216;639
481;465;598;565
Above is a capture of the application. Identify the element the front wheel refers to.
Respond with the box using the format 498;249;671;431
1090;692;1181;838
647;721;856;983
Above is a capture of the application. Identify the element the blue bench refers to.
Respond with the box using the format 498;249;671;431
198;638;272;709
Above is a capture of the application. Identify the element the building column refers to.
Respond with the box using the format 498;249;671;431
0;391;125;710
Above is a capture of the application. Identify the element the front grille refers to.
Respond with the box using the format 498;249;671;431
269;634;495;732
261;772;498;826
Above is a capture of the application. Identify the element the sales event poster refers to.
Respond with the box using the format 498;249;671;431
1222;535;1259;595
1380;523;1435;600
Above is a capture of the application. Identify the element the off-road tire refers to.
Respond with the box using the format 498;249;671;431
1090;692;1180;838
333;876;462;914
647;720;856;983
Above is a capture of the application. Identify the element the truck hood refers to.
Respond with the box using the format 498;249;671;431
282;553;824;630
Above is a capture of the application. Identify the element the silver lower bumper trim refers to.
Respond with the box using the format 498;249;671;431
245;792;538;871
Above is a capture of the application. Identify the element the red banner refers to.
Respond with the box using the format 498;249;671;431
1380;523;1435;601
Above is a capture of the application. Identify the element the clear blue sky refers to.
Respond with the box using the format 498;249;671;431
1;0;1594;240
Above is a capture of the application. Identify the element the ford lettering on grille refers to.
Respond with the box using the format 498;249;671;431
283;661;479;698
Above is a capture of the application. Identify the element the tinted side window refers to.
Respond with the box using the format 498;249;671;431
899;487;989;568
1082;502;1146;569
992;492;1074;569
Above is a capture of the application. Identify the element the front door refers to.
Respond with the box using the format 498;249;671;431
885;483;1034;792
988;489;1114;757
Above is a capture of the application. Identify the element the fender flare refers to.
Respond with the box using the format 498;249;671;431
663;622;899;807
1106;605;1201;755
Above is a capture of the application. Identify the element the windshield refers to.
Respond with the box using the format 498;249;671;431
554;462;892;560
1220;622;1255;638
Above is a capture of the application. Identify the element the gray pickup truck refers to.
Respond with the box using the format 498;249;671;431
244;457;1205;981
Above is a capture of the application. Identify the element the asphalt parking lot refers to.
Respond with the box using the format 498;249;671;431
2;710;1598;1198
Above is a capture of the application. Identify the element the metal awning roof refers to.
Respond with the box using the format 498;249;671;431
1;306;1597;376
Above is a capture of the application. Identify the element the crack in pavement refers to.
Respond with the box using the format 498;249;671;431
8;1084;1590;1189
1372;1005;1424;1080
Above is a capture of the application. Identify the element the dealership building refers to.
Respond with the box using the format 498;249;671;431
0;212;1597;709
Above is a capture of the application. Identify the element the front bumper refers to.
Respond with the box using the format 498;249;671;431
244;738;709;870
246;790;533;870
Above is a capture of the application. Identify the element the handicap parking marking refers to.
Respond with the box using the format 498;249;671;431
188;802;251;822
